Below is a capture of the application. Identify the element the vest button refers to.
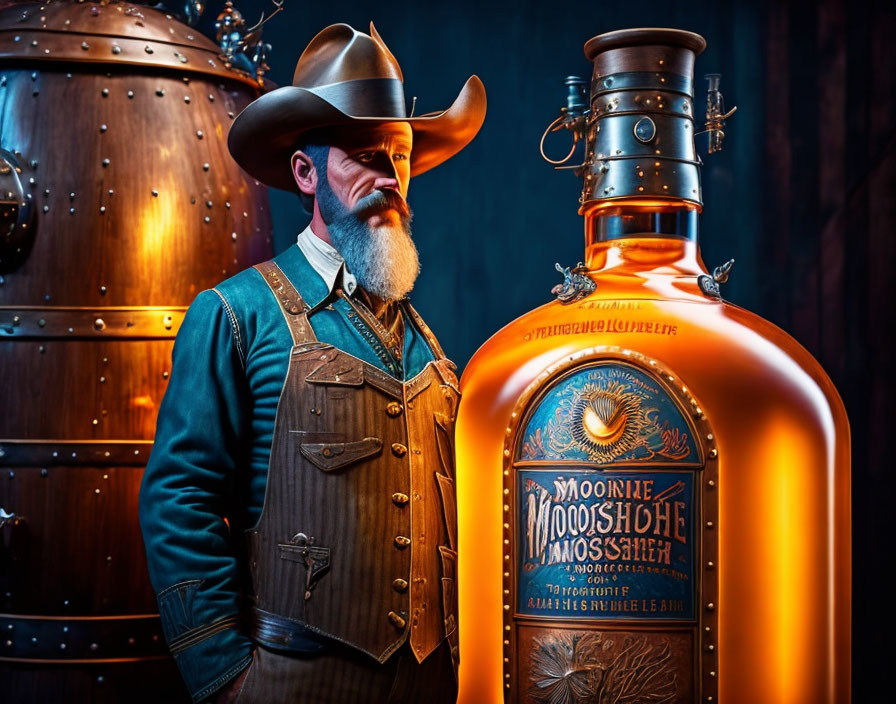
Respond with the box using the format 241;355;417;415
391;443;408;457
391;492;409;506
385;401;403;417
394;536;411;548
387;611;407;629
392;578;409;593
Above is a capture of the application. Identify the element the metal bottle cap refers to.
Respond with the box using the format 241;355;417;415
582;28;706;206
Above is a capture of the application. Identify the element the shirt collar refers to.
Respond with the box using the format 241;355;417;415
296;225;358;297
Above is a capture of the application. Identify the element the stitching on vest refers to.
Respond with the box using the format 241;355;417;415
211;288;246;371
251;262;315;346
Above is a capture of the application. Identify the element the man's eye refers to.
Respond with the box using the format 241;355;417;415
393;153;408;162
354;152;375;163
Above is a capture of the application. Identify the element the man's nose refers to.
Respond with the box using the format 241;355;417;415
373;176;400;192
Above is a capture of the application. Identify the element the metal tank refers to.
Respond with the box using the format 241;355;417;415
0;1;274;700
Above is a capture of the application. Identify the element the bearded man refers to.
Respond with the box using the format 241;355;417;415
138;23;485;704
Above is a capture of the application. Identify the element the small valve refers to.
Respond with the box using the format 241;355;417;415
703;73;737;154
539;76;590;167
563;75;589;117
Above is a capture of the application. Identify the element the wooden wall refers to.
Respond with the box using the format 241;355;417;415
760;3;894;699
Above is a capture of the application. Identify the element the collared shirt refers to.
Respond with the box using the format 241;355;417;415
295;224;358;296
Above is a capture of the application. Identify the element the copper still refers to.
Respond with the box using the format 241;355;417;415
0;1;274;700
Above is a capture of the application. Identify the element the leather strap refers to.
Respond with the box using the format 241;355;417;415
250;608;327;654
253;260;318;345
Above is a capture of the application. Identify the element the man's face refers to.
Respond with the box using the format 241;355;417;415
294;122;420;301
324;122;413;229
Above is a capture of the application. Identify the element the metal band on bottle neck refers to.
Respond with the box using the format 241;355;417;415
580;29;706;207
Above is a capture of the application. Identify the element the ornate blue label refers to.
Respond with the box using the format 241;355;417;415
516;469;695;620
505;356;716;701
519;363;700;465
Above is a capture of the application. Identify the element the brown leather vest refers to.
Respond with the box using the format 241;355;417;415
246;261;459;667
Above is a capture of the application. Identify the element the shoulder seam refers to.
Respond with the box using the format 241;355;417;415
210;288;246;371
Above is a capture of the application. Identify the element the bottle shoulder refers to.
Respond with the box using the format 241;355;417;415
459;296;848;436
711;301;848;421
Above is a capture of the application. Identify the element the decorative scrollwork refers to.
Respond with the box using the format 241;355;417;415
523;365;695;464
697;258;734;299
551;262;595;303
530;631;678;704
565;380;646;462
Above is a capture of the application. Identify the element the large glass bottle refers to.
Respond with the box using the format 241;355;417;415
455;29;850;704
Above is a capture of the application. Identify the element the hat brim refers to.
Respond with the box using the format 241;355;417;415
227;75;486;193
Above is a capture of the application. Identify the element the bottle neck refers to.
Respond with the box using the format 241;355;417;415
583;199;705;275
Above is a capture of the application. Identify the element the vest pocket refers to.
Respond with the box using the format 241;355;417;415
297;435;383;472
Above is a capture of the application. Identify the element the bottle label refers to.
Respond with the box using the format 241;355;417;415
516;469;695;620
503;350;718;704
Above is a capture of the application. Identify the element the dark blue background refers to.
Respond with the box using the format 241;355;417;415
200;1;892;699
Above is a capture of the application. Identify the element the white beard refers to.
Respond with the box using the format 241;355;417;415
338;220;420;301
324;191;420;301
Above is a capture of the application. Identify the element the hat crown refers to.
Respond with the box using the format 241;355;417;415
293;23;403;88
227;21;486;193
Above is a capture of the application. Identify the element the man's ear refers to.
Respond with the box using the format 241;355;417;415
291;151;317;196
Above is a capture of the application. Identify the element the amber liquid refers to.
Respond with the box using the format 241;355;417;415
455;201;850;703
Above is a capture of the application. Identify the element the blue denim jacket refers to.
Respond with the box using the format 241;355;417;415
138;244;437;702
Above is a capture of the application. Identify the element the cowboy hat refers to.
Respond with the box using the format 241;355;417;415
227;22;487;192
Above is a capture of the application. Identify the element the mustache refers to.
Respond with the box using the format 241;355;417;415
351;189;411;219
